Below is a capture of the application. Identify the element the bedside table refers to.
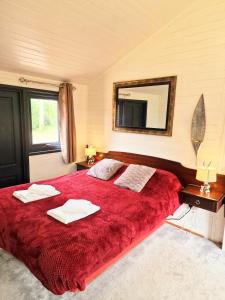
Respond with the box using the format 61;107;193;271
180;184;225;213
76;161;92;171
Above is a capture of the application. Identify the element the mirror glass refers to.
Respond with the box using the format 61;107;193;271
117;84;169;129
113;76;177;136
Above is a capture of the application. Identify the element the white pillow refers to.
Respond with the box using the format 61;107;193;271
87;158;124;180
114;164;156;192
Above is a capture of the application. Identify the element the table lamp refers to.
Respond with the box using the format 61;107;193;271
196;161;217;193
85;146;96;165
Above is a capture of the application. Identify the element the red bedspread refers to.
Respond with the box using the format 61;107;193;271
0;167;181;295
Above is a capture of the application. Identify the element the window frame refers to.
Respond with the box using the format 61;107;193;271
24;89;61;155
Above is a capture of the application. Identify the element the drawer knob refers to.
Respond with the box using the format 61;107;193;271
195;199;201;205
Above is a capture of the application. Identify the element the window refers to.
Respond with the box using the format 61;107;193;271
31;98;59;144
26;90;61;155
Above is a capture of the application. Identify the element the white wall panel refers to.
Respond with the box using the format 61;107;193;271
87;0;225;241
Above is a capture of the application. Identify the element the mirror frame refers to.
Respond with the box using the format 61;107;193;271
112;76;177;136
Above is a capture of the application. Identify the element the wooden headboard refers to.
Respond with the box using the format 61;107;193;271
99;151;225;193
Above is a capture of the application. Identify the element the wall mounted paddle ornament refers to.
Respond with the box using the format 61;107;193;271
191;94;206;156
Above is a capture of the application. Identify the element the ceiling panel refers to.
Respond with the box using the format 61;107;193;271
0;0;195;83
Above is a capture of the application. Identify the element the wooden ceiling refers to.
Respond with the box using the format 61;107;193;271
0;0;195;83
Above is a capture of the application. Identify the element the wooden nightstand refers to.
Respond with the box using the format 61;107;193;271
76;161;92;171
180;185;225;213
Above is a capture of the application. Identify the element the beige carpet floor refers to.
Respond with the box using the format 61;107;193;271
1;223;225;300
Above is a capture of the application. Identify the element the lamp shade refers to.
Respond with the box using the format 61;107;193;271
196;166;217;183
85;147;96;157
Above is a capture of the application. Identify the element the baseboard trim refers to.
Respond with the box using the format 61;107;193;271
165;221;204;238
165;221;222;248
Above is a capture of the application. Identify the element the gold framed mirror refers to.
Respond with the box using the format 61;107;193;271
113;76;177;136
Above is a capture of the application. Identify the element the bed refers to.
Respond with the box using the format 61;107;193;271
0;152;182;295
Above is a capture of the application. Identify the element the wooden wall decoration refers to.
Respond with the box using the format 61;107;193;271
191;94;206;155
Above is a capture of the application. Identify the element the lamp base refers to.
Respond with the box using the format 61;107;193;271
200;182;210;193
87;155;95;165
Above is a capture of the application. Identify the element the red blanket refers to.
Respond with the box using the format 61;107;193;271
0;167;180;294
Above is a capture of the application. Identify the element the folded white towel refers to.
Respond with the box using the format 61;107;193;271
28;184;58;196
13;184;60;203
47;199;100;224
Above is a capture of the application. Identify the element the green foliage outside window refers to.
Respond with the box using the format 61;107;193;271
31;99;59;144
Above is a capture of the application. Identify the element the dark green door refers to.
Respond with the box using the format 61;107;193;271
0;90;25;187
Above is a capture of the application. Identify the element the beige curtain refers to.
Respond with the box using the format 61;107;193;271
58;83;76;163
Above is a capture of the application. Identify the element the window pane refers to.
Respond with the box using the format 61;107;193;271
31;99;59;144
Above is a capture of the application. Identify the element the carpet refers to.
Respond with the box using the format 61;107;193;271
1;223;225;300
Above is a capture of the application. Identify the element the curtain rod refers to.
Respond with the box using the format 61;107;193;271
18;77;76;90
119;92;131;96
